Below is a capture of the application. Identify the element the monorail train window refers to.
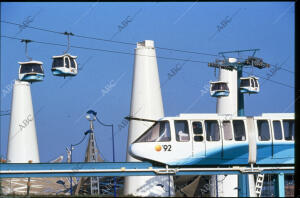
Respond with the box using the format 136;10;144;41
136;121;171;143
192;122;203;134
273;120;283;140
222;121;233;141
194;136;203;142
233;120;246;141
205;120;220;141
175;120;190;142
192;122;203;142
257;120;270;141
283;120;294;141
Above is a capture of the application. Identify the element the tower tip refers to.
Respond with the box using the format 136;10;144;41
228;58;238;63
137;40;154;49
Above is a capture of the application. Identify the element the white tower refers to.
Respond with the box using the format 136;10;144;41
7;80;40;163
211;58;238;197
216;58;238;115
124;40;175;196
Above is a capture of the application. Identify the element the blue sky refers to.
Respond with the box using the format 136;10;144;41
0;2;295;162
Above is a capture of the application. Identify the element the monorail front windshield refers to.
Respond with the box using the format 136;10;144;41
136;121;171;143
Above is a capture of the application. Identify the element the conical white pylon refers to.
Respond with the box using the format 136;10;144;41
124;40;175;196
7;80;39;163
216;66;238;116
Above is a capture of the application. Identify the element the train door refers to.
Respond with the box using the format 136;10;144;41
281;119;294;159
231;120;248;160
172;120;193;164
220;120;234;160
204;120;222;160
255;119;272;163
271;119;294;163
221;120;248;162
191;120;205;158
271;120;284;159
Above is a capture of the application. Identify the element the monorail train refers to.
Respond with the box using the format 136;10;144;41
129;113;294;166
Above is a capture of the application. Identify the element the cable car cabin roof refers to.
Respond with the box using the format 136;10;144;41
210;81;228;84
240;76;259;80
52;54;77;59
18;60;43;65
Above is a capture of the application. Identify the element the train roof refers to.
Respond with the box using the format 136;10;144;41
259;113;294;119
160;113;294;120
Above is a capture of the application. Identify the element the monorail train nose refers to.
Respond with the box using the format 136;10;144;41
128;143;141;159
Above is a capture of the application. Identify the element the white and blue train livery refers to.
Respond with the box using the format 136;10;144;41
129;113;294;166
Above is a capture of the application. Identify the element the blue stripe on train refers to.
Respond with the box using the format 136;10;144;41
169;143;294;166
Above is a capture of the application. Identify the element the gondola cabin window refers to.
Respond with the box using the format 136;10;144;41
240;79;250;87
52;58;64;68
251;79;255;87
175;120;190;142
205;120;220;141
253;78;258;87
211;83;228;91
20;64;43;73
64;57;70;68
70;58;76;68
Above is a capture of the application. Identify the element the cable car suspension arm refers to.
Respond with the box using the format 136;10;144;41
21;39;32;61
64;32;74;54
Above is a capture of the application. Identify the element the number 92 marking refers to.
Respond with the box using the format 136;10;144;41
162;145;171;151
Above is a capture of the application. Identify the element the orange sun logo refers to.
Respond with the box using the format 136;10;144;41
155;145;162;152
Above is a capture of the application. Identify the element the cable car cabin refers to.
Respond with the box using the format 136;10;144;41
210;81;229;97
52;54;78;77
129;113;294;167
18;61;44;82
240;76;259;94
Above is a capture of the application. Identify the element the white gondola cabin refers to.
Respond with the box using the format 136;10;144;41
18;60;44;82
240;76;259;94
52;54;78;77
210;81;229;97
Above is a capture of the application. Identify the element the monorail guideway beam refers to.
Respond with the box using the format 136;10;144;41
0;162;294;177
0;163;292;197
